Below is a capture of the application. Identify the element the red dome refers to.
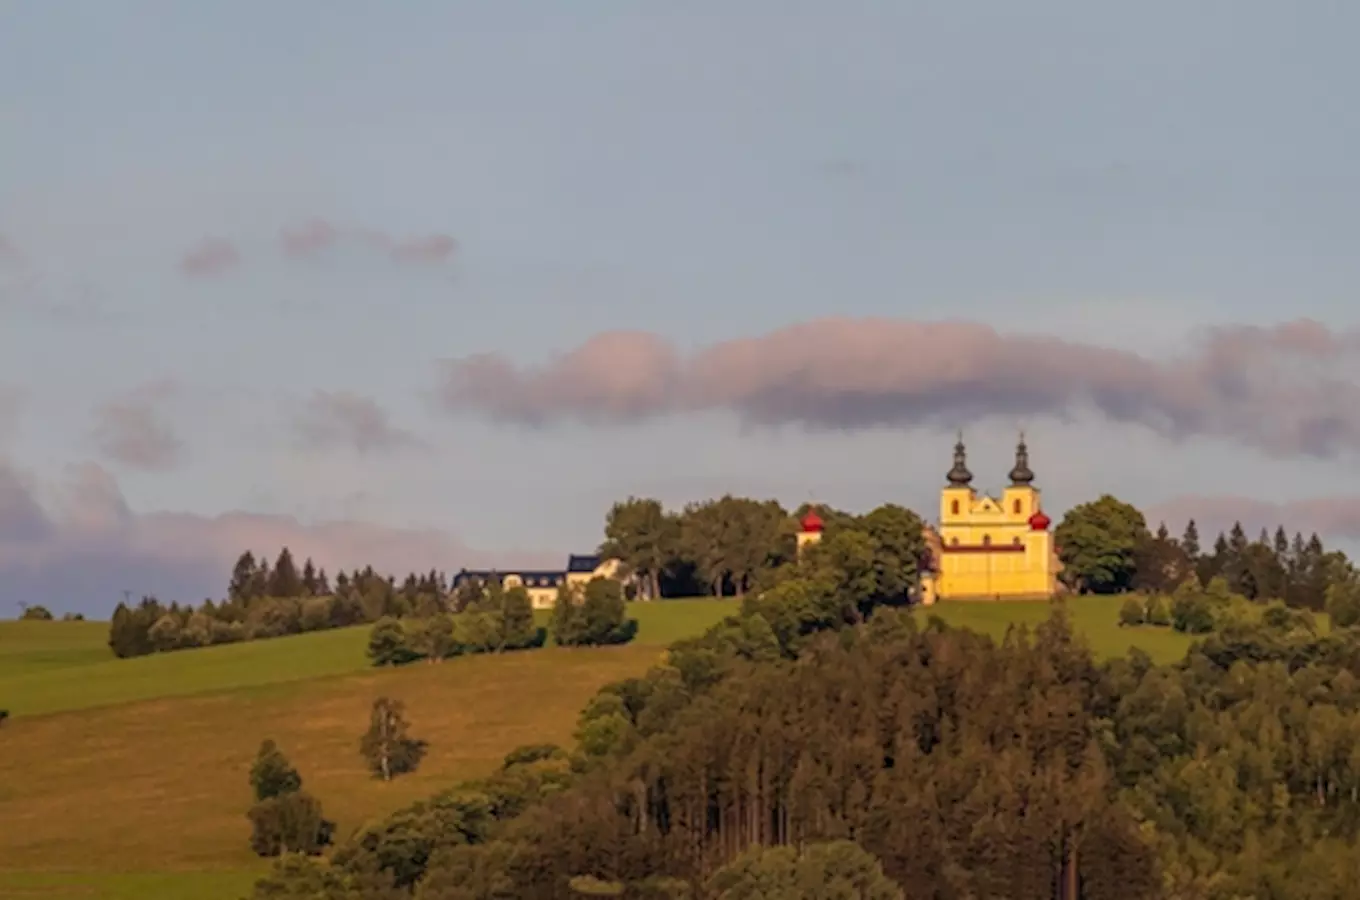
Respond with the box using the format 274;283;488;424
1028;509;1051;531
800;509;824;533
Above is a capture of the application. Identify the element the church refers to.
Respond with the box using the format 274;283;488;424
919;435;1061;602
796;435;1061;603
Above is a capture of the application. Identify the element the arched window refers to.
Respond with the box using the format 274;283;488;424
982;534;991;546
1012;536;1022;546
951;500;960;515
1013;499;1022;514
950;537;959;546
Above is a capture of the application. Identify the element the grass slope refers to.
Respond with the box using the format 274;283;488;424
1;600;734;718
919;596;1196;664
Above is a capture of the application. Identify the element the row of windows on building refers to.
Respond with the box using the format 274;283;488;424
948;535;1025;547
950;498;1027;516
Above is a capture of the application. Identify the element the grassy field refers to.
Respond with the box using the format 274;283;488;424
0;595;1205;899
1;600;734;718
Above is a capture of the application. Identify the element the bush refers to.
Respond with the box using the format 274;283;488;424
1118;597;1145;627
555;577;639;647
368;617;420;667
1145;594;1172;627
1171;593;1216;634
19;605;53;620
247;791;334;857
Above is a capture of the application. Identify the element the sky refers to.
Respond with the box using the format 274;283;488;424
3;1;1360;615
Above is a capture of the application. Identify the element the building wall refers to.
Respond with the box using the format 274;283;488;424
934;485;1057;599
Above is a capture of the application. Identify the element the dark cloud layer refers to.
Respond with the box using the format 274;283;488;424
89;381;185;472
436;318;1360;459
0;460;555;616
292;390;425;455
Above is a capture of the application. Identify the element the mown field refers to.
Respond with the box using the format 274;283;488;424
0;596;1197;899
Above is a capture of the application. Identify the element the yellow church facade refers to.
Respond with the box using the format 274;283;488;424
919;436;1061;602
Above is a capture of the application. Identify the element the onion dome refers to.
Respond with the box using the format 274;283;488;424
1008;433;1035;485
799;509;824;533
946;434;973;486
1028;509;1051;531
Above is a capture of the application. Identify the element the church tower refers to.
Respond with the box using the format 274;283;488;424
939;433;974;524
1001;433;1040;521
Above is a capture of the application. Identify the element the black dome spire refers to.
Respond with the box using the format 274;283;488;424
1008;432;1034;485
946;432;973;486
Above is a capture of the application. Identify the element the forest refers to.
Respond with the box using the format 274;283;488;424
241;492;1360;899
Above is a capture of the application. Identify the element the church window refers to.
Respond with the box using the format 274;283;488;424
951;500;960;515
1013;499;1022;514
982;534;991;546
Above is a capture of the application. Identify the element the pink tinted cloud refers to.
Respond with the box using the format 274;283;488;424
179;238;241;277
0;460;558;616
292;390;426;455
435;317;1360;459
90;380;185;472
280;219;457;265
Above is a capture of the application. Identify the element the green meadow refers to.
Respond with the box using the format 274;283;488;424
0;596;1201;899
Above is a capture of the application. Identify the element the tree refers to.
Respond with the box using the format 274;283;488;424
269;547;304;599
499;585;539;649
1181;519;1201;560
229;551;260;602
706;840;903;900
360;697;427;781
246;740;332;857
601;497;680;600
368;617;419;666
859;503;928;604
1054;494;1148;593
555;577;638;646
19;604;53;620
247;792;334;857
251;739;303;801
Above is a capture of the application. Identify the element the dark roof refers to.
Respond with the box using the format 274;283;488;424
566;554;601;573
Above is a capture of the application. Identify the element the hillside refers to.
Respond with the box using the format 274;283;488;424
0;596;1202;899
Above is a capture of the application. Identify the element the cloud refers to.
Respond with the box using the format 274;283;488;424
0;386;20;444
1147;494;1360;544
0;459;558;616
90;380;185;472
292;390;426;455
0;235;23;266
435;317;1360;459
179;238;241;277
280;218;457;264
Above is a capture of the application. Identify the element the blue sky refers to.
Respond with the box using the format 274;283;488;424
3;1;1360;613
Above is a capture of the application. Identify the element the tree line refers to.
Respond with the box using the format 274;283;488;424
101;489;1360;661
367;576;639;667
600;495;927;601
106;548;456;658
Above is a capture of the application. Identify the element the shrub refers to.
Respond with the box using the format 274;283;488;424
1145;594;1172;627
1118;597;1145;627
368;617;419;667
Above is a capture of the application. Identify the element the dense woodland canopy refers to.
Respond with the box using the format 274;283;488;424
238;491;1360;899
